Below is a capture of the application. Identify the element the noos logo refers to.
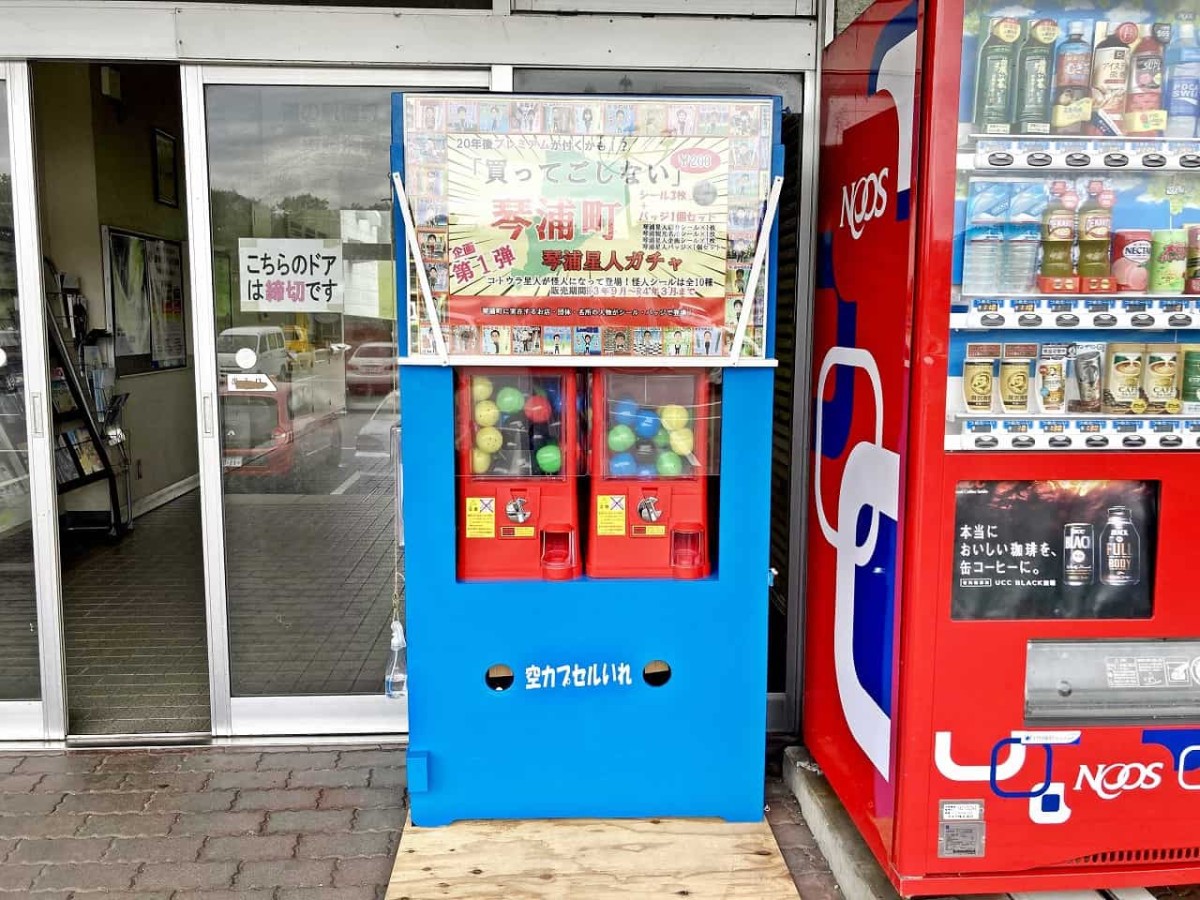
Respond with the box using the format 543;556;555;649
1075;762;1163;800
840;168;890;240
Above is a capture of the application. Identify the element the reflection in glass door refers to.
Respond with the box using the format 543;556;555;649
185;69;487;735
1;63;63;740
0;76;41;728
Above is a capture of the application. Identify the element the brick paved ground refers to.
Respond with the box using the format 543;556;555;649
0;743;838;900
766;776;842;899
0;744;407;899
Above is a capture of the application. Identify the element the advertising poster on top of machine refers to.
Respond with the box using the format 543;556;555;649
952;479;1157;619
401;94;774;359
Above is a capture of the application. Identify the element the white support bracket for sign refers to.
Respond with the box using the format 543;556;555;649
391;170;449;364
730;174;784;364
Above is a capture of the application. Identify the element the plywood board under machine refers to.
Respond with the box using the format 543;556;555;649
387;814;800;899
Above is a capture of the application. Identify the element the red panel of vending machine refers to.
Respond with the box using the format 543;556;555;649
455;369;581;581
807;0;1200;893
587;370;714;579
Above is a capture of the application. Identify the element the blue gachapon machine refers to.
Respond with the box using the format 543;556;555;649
391;91;784;824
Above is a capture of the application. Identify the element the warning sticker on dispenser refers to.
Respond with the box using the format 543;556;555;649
596;495;627;536
500;526;535;538
465;497;496;538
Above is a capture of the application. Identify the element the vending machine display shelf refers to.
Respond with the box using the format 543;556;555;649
952;298;1199;330
949;414;1200;451
958;138;1200;173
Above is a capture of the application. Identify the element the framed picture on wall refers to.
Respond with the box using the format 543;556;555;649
103;226;187;376
153;129;178;207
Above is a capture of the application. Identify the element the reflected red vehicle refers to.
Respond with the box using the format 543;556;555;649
220;382;341;489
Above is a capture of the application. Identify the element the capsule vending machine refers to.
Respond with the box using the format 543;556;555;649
455;369;581;580
394;92;783;824
808;0;1200;893
587;370;715;580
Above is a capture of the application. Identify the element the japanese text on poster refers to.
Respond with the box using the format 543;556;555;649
952;480;1157;620
402;94;774;358
238;238;344;314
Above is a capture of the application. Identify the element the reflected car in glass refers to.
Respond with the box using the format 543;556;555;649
346;341;397;395
355;390;399;462
220;383;342;489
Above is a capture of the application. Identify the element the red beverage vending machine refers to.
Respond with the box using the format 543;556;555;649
455;369;581;580
587;370;715;579
807;0;1200;893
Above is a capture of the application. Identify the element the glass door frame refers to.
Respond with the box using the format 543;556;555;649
181;63;492;738
0;59;67;742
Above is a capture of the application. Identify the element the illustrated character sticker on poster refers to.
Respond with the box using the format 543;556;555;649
953;480;1158;620
402;93;775;358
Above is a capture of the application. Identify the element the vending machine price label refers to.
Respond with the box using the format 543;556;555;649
972;300;1000;312
1121;300;1149;313
1113;420;1141;433
1003;421;1032;433
1076;421;1102;432
1160;300;1186;313
1012;301;1036;312
965;420;996;433
1047;299;1076;313
1038;421;1067;433
1085;299;1114;312
1149;420;1178;434
1185;420;1200;433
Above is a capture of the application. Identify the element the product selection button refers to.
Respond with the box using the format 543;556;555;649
1103;152;1128;167
1142;152;1168;168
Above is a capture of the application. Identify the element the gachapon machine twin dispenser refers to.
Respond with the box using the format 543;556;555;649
455;369;581;581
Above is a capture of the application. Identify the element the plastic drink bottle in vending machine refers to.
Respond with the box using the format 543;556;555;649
1090;22;1139;135
1167;18;1200;138
1040;180;1077;280
1052;21;1094;135
1125;23;1171;136
974;17;1022;134
1014;19;1059;134
1077;179;1114;278
962;179;1011;293
1003;180;1046;293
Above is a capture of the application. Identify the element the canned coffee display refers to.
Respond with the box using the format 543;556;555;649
1063;523;1094;586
